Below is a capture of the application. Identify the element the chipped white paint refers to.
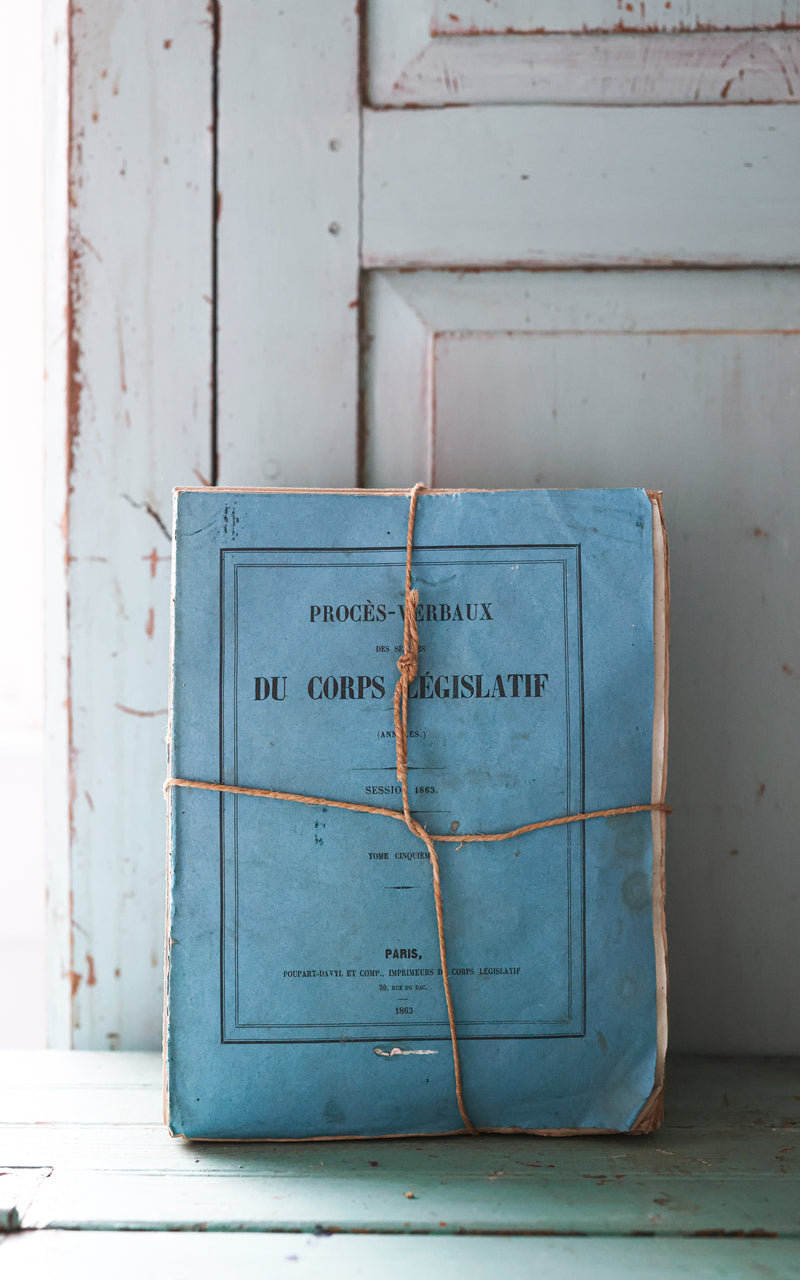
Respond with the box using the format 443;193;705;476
53;2;213;1047
369;0;800;105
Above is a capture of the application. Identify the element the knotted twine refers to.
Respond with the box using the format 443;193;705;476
166;482;670;1134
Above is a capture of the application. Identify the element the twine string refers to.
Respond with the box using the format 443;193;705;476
165;779;667;844
390;483;475;1132
165;483;671;1136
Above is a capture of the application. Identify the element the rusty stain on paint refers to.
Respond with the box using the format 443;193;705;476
192;467;211;487
206;0;219;39
121;493;172;541
116;316;127;393
76;231;102;263
143;547;170;578
66;12;84;983
86;954;97;986
756;783;767;800
145;608;155;638
114;703;168;718
435;10;799;35
68;741;78;842
84;791;94;811
67;243;84;479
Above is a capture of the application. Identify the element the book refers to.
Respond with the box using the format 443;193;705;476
164;486;668;1139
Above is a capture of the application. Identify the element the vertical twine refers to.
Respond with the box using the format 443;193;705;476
392;483;477;1135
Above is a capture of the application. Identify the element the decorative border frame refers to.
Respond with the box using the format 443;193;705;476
219;543;586;1044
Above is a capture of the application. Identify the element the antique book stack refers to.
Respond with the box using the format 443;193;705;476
164;486;668;1139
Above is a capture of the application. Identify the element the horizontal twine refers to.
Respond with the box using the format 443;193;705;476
165;777;668;847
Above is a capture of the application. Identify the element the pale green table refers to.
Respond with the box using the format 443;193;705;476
0;1052;798;1277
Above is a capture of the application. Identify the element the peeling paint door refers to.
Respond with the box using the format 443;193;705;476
54;0;800;1052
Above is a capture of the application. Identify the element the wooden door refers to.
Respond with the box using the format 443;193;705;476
55;0;800;1052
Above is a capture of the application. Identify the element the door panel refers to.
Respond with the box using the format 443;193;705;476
364;268;800;1051
216;0;360;487
60;3;800;1054
363;106;800;267
368;0;800;104
62;2;214;1048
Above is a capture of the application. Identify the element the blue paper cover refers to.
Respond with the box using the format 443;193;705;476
164;487;668;1138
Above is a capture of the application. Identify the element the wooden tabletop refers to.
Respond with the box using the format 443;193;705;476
0;1052;798;1276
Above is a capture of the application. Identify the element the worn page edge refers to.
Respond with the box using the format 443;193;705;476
630;490;669;1135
